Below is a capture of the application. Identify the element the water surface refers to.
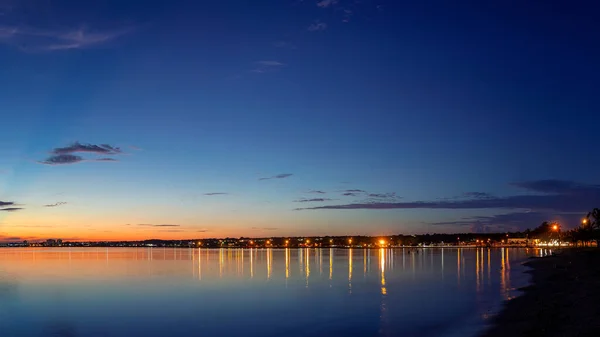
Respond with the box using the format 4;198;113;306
0;248;544;337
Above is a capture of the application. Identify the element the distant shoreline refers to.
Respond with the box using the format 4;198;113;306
0;245;535;249
480;248;600;337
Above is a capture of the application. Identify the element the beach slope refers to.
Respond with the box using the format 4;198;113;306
482;249;600;337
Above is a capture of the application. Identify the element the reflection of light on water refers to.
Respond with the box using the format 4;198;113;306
441;248;444;274
219;249;224;278
487;248;491;286
285;248;289;279
299;248;304;274
319;249;323;275
476;248;480;293
267;249;272;280
329;248;333;280
198;248;202;280
348;249;353;293
305;248;310;287
500;248;506;298
363;249;367;277
250;248;254;279
380;248;386;295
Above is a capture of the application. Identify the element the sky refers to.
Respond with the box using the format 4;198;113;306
1;0;599;242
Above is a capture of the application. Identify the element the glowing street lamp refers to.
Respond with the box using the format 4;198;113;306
379;239;386;246
552;224;559;231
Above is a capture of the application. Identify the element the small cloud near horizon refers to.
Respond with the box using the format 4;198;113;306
259;173;293;181
39;142;124;165
44;202;67;208
136;224;181;227
294;198;334;203
1;200;23;212
203;192;228;196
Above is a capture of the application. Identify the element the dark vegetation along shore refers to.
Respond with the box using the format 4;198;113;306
482;249;600;337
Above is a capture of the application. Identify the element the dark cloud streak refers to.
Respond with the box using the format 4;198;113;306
294;198;334;203
44;202;67;208
259;173;293;181
51;142;121;155
297;180;600;213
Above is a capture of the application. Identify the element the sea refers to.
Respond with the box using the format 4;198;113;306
0;247;552;337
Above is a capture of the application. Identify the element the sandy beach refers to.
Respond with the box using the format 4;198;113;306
481;248;600;337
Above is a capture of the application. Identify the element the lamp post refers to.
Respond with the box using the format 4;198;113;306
552;223;561;246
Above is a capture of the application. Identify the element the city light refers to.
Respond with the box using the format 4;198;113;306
379;239;386;246
583;218;588;224
553;224;559;231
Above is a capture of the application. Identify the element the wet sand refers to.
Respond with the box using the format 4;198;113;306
481;248;600;337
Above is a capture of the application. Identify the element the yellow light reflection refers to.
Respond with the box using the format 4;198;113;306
476;248;480;292
501;247;506;297
198;248;202;280
363;249;367;276
219;248;224;278
267;249;272;280
329;248;333;280
319;249;323;275
348;248;353;293
250;248;254;279
305;248;310;287
285;248;289;279
380;248;387;295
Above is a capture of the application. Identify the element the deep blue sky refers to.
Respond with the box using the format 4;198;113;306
1;0;599;241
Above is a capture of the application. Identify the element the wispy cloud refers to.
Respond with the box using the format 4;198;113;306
259;173;293;181
136;224;181;227
39;154;84;165
203;192;228;196
44;202;67;208
294;198;334;202
0;26;131;52
251;60;286;73
0;207;22;212
52;142;121;155
296;180;600;214
39;142;124;165
462;192;494;199
317;0;338;8
308;21;328;32
307;190;326;194
251;227;279;231
430;211;583;232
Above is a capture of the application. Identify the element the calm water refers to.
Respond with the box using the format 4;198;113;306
0;248;549;337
